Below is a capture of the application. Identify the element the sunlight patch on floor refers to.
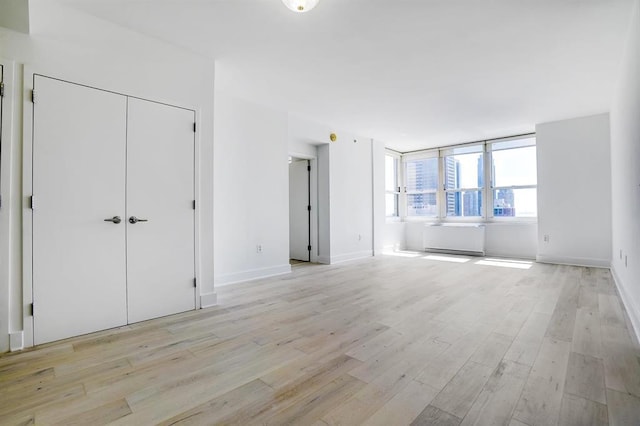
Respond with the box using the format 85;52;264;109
423;254;471;263
382;250;422;258
475;258;533;269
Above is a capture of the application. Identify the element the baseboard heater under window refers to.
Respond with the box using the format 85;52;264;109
423;223;486;256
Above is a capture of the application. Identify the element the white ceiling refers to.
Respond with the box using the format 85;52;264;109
64;0;633;151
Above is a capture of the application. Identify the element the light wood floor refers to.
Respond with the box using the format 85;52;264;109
1;254;640;425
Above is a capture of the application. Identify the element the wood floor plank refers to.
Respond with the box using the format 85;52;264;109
600;324;640;397
362;380;439;426
512;337;571;426
260;374;366;425
415;323;493;390
545;277;579;342
411;405;462;426
157;379;273;426
598;295;626;328
430;361;493;419
558;393;608;426
564;352;606;404
43;398;132;426
503;312;552;366
606;388;640;426
469;332;513;369
459;360;527;426
571;307;602;359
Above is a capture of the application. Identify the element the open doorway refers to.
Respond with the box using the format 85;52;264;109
289;157;310;263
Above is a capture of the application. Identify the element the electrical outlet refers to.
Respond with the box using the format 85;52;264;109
620;249;623;260
625;255;628;267
543;234;550;243
256;245;262;254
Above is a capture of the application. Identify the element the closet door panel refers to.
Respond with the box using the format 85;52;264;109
32;76;128;344
126;98;195;323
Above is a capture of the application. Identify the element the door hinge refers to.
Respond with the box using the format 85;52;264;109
192;200;196;210
31;90;36;104
29;195;35;209
0;195;2;209
307;165;311;172
307;205;311;212
193;122;196;133
30;303;34;316
193;278;197;288
307;245;312;251
0;82;4;97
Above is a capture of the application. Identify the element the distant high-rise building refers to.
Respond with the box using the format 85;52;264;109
444;157;459;216
406;159;438;216
463;191;480;216
477;156;484;215
494;188;515;216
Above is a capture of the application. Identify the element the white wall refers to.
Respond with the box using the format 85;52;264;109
288;113;330;155
213;91;291;285
317;144;331;263
0;0;216;351
610;0;640;338
0;0;29;33
536;113;612;267
372;140;387;255
485;223;537;259
328;135;374;263
382;222;407;252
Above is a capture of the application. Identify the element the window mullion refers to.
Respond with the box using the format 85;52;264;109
485;143;492;219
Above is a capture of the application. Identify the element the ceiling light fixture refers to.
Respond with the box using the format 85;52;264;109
282;0;319;13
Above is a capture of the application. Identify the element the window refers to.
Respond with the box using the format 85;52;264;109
387;134;537;222
442;145;484;217
405;154;438;217
489;137;537;218
385;153;400;217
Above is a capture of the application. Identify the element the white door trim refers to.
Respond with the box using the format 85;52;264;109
0;58;16;352
288;151;319;263
22;66;35;348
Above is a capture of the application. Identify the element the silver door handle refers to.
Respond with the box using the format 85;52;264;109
129;216;148;224
104;216;122;224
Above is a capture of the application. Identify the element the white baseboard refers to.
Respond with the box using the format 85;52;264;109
330;250;373;264
9;331;24;352
486;251;536;261
610;265;640;343
214;264;292;287
536;255;610;268
200;292;218;309
317;255;331;264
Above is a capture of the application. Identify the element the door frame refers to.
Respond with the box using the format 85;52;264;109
288;151;319;263
21;69;202;348
0;58;16;353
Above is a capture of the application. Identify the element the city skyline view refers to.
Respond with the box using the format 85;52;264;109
391;143;537;218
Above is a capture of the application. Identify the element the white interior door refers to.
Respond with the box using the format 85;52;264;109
32;76;128;344
289;159;310;261
126;98;195;323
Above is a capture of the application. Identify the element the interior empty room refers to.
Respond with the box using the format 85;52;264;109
0;0;639;425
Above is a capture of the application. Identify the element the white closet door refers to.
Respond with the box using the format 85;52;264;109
126;98;195;323
32;76;128;344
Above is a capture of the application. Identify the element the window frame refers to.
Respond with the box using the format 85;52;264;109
389;134;537;223
487;136;538;221
403;150;439;221
440;144;485;221
385;150;401;220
